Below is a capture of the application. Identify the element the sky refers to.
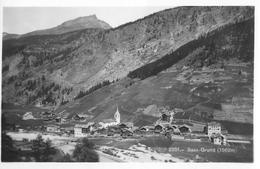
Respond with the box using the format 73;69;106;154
3;7;170;34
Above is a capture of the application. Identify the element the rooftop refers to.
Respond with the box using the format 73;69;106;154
208;121;221;127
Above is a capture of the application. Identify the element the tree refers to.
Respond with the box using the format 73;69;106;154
31;135;56;162
2;113;7;131
1;132;20;162
58;153;73;162
72;138;99;162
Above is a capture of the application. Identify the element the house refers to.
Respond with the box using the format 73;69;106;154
92;123;104;130
22;112;35;120
74;123;95;137
61;126;74;135
210;133;227;145
99;106;120;128
207;122;221;136
55;117;66;124
118;122;133;129
41;111;51;117
73;114;81;121
96;128;108;135
46;125;61;133
139;125;154;132
154;124;164;133
73;113;93;121
121;129;134;138
165;125;181;134
178;125;191;133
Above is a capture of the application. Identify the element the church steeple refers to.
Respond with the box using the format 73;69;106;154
114;105;120;124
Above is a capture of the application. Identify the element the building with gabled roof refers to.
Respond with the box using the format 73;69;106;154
99;106;120;128
22;112;35;120
74;122;95;137
46;125;60;133
207;121;222;136
209;133;227;145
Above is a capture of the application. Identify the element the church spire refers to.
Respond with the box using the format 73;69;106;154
114;104;120;124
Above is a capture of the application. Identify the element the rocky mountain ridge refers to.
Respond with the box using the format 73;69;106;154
2;6;254;107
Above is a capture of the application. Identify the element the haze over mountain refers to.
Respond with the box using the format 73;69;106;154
3;15;112;40
2;6;254;126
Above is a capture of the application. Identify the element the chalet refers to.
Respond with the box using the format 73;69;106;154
121;129;134;138
171;111;206;132
133;128;143;135
210;133;227;145
78;114;90;118
139;125;154;132
178;125;191;133
173;108;185;114
99;106;120;128
92;123;103;130
22;112;35;120
108;126;121;134
73;114;86;121
61;126;74;135
60;112;70;119
55;117;66;124
96;128;108;135
73;113;93;121
46;125;61;133
41;111;52;117
165;125;181;134
154;124;164;133
207;122;221;136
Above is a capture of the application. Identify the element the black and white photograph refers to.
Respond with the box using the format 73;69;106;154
0;0;257;165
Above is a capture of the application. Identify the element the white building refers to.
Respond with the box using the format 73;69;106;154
46;125;60;133
74;122;95;137
22;112;35;120
99;106;120;128
207;122;221;136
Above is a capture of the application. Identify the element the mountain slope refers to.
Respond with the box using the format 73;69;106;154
21;15;111;37
54;18;253;130
2;6;254;107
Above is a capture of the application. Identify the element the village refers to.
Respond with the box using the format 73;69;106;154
18;105;231;146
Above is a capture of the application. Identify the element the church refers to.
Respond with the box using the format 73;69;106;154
99;106;121;128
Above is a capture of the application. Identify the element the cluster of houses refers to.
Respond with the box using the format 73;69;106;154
20;105;228;145
22;110;72;124
70;106;227;145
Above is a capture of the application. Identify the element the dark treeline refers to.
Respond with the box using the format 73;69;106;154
75;79;119;100
128;18;254;80
74;80;111;100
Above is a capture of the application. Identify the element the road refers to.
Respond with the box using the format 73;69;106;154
97;151;124;162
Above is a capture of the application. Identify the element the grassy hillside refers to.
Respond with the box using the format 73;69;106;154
48;18;254;132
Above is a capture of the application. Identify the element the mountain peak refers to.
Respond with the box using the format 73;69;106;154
60;15;101;27
20;14;111;37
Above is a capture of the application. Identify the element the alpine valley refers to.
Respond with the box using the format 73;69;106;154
2;6;254;131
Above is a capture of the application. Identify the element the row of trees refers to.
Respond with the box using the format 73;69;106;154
75;80;117;100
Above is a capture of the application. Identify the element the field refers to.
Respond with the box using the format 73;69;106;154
87;135;253;162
